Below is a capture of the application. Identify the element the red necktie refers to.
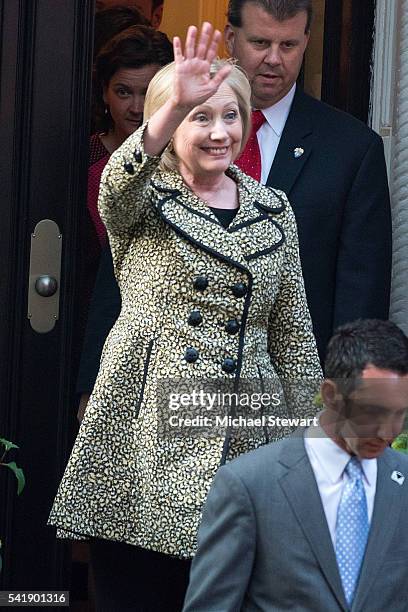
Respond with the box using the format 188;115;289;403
235;110;266;181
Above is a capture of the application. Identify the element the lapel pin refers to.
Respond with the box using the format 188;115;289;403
293;147;304;159
391;470;405;485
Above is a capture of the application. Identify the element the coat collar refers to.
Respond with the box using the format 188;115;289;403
150;164;287;273
266;88;314;196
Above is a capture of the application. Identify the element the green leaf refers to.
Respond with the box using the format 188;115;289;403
2;462;25;495
0;438;19;452
392;433;408;454
313;391;323;407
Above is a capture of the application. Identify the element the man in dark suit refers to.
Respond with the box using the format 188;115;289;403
226;0;392;361
183;319;408;611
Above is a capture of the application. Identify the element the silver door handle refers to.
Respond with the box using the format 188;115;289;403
27;220;62;333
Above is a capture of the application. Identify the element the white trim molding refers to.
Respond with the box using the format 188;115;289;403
370;0;399;173
372;0;408;331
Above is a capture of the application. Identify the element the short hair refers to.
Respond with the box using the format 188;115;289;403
324;319;408;396
144;59;252;172
227;0;313;33
94;6;150;59
94;25;173;132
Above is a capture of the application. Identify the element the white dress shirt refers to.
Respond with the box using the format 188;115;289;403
304;422;377;547
256;84;296;185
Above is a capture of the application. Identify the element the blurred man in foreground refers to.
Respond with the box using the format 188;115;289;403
184;319;408;611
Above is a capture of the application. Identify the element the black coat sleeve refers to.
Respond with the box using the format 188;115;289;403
333;134;391;330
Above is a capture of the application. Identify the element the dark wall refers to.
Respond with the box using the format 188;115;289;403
322;0;376;122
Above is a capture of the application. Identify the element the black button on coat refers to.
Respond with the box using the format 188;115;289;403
231;282;247;298
225;319;240;335
193;276;208;291
185;347;199;363
188;311;203;327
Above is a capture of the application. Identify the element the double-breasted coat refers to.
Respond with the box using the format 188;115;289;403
49;124;322;558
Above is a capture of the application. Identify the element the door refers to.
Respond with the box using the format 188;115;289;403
0;0;94;595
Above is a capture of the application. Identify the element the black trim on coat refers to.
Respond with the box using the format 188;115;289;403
135;338;154;418
244;222;285;261
155;194;253;275
254;192;286;214
173;198;220;224
155;200;255;465
227;214;265;232
150;180;182;197
257;364;269;444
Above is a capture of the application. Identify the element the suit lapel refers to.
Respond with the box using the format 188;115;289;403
352;451;405;611
266;88;314;196
151;166;286;271
278;434;348;611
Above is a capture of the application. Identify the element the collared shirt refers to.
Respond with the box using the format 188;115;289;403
304;421;377;547
256;84;296;185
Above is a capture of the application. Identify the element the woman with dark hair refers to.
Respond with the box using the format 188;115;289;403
93;6;150;59
96;0;165;30
78;25;173;422
89;25;173;245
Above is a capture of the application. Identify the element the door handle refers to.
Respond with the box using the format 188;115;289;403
27;220;62;333
35;275;58;297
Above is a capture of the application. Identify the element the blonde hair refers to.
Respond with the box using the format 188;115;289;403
144;59;252;171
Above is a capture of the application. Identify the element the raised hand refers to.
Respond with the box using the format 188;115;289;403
142;23;233;158
172;23;232;110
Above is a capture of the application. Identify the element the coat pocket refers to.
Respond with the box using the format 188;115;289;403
135;338;154;418
257;364;270;443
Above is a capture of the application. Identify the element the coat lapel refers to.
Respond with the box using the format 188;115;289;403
266;88;314;196
352;450;406;611
278;434;348;611
151;166;286;271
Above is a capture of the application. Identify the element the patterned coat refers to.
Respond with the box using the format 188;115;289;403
49;124;322;558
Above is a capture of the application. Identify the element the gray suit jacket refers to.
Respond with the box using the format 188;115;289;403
183;433;408;611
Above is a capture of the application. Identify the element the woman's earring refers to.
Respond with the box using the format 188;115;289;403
104;105;109;116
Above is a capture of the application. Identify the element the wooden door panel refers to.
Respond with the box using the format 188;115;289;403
0;0;94;593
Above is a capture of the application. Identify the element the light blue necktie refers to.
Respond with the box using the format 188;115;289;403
335;457;370;606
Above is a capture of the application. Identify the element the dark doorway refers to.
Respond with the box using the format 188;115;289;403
321;0;376;122
0;0;94;600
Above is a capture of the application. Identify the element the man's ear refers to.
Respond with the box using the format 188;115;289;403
151;4;163;29
224;23;235;56
320;379;340;410
303;30;311;53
